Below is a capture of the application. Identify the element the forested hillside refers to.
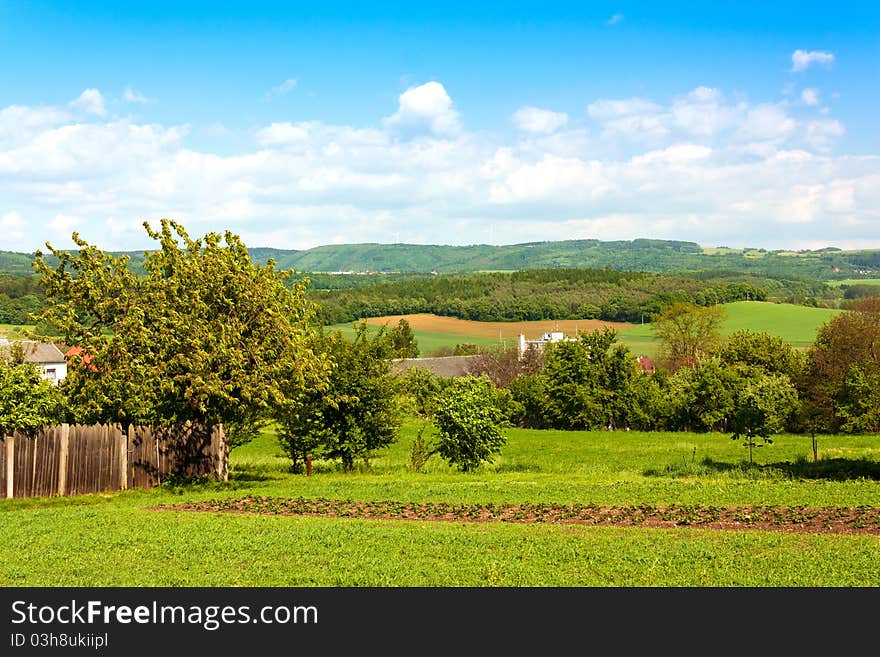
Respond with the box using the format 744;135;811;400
5;238;879;279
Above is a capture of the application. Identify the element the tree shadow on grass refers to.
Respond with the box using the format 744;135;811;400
645;456;880;482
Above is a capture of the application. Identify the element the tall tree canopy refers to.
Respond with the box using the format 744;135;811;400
32;219;330;441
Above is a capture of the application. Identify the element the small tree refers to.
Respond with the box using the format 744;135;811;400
433;375;506;472
729;372;799;463
386;318;419;358
0;343;64;436
277;323;401;472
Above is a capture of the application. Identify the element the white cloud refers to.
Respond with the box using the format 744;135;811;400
606;13;624;26
671;87;741;137
123;86;150;103
0;81;876;253
383;81;461;137
631;144;712;166
736;104;796;142
49;213;81;233
804;119;845;151
0;211;25;243
800;88;820;106
70;89;106;116
266;78;298;100
791;50;835;72
512;107;569;134
587;98;663;121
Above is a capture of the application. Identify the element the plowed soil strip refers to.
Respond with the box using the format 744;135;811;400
152;497;880;535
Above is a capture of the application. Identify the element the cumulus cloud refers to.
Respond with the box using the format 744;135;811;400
70;89;106;116
0;81;876;253
791;50;835;72
383;81;461;137
512;107;569;134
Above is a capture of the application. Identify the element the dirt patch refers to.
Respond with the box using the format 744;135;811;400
361;314;634;340
153;497;880;536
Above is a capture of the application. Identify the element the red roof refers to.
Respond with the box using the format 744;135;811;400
65;346;96;370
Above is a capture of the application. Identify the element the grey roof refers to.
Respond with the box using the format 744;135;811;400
390;355;480;378
0;340;66;364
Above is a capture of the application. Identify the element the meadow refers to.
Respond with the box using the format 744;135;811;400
2;419;878;587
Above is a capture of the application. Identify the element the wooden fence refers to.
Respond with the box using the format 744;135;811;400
0;423;227;499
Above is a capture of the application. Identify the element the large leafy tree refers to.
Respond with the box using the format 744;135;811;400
802;299;880;433
652;302;726;371
666;360;742;432
32;219;330;448
277;322;401;472
714;330;804;381
541;328;644;430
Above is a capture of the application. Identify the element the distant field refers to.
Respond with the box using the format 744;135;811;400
0;323;34;340
360;314;633;340
332;302;843;358
329;314;635;356
618;300;842;358
827;279;880;287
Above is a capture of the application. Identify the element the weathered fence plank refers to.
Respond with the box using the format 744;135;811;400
0;423;227;499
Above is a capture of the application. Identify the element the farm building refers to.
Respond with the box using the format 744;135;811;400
0;339;68;384
390;355;480;378
516;331;576;358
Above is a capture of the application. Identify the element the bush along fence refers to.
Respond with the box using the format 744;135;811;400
0;422;228;499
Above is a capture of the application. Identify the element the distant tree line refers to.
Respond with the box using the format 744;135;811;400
0;274;44;324
308;268;836;325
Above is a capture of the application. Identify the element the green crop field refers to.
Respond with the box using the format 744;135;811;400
2;419;878;587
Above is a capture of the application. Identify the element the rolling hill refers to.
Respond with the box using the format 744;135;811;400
4;238;879;280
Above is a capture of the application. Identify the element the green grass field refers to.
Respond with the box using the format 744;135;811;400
827;278;880;287
2;419;878;587
618;301;841;358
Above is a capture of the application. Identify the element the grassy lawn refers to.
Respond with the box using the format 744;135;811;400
2;419;878;587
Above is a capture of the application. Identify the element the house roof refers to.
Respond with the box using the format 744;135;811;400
0;340;66;364
390;355;480;378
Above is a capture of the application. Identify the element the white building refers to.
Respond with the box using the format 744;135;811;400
517;331;575;358
0;339;68;384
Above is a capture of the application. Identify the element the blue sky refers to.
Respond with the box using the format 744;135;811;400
1;1;878;252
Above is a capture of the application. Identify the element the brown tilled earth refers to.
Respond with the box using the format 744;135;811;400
154;497;880;536
361;313;634;340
